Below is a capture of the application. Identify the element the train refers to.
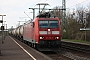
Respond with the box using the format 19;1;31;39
9;12;61;49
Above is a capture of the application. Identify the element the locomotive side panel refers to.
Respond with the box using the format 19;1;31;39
23;22;34;43
33;18;39;43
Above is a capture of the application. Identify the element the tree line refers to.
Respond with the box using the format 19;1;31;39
51;5;90;41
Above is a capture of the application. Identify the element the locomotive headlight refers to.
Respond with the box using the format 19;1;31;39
40;37;44;39
48;29;50;31
55;37;59;39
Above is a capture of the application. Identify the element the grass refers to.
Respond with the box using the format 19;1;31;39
62;39;90;45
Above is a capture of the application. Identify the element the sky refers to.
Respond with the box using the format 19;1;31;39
0;0;90;29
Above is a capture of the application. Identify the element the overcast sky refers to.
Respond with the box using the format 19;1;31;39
0;0;90;29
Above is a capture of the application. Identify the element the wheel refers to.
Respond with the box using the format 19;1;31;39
32;43;37;49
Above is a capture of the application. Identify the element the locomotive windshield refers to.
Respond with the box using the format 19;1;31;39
39;20;58;28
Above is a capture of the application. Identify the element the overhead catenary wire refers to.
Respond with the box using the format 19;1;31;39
24;12;32;20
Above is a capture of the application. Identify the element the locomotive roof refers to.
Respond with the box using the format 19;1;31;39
33;17;59;21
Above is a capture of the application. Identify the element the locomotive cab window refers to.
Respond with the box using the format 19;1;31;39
39;20;58;28
39;21;48;28
49;21;58;28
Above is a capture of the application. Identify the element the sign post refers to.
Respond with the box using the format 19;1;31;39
0;15;6;54
80;28;90;41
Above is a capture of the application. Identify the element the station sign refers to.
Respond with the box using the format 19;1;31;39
80;28;90;31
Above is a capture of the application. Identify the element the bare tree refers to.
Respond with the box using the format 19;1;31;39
50;6;62;20
76;6;85;24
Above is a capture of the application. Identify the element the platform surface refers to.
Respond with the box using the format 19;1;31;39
0;36;53;60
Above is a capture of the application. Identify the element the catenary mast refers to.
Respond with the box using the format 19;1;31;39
62;0;66;32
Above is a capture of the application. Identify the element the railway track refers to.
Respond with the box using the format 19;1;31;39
61;40;90;54
12;36;90;60
42;48;90;60
41;51;71;60
42;40;90;60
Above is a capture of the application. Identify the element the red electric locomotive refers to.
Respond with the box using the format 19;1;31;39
23;13;61;49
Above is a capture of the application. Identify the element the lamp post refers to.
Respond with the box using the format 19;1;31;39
3;23;7;38
3;21;6;39
0;15;6;54
5;24;7;36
